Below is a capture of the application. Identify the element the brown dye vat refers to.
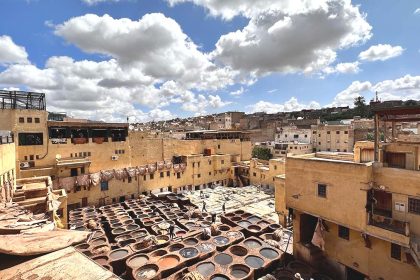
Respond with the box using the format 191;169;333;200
218;225;230;231
168;243;184;252
234;210;245;215
131;230;147;238
119;238;136;247
241;213;252;218
91;231;105;239
229;264;250;279
123;220;134;225
225;212;235;217
183;238;198;246
175;230;186;237
109;248;130;276
238;220;251;228
115;234;131;243
74;243;90;251
112;228;126;235
144;222;153;227
229;245;248;257
179;247;199;259
259;248;279;260
214;253;233;265
111;222;123;229
90;237;107;246
150;249;167;258
102;264;113;272
244;239;262;249
127;224;140;231
269;224;281;231
157;254;180;269
231;216;241;222
257;221;270;227
155;218;163;223
197;262;215;278
131;241;149;252
247;225;261;232
92;255;109;266
109;248;129;260
134;264;159;280
184;222;195;229
245;255;264;269
127;254;149;269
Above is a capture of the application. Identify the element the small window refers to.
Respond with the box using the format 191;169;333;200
70;168;78;177
100;181;109;191
83;152;87;157
128;177;132;183
253;172;257;177
166;171;170;177
336;131;340;134
209;160;212;165
294;134;299;139
304;134;307;138
35;118;40;123
318;142;321;145
391;243;401;260
78;152;82;157
24;156;28;161
143;175;146;181
344;131;348;134
70;153;73;157
88;152;91;156
160;172;164;178
115;150;119;154
29;155;34;160
408;198;420;215
338;225;349;240
285;134;288;138
192;162;195;168
150;174;154;180
112;197;116;203
313;131;316;134
19;117;24;123
318;134;321;137
81;167;85;174
198;162;200;168
131;194;135;199
209;172;211;175
177;172;181;179
221;160;225;164
197;174;201;178
218;144;220;149
274;165;277;170
318;184;327;198
343;149;347;152
27;117;32;123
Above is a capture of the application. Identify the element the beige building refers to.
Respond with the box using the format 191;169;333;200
0;131;16;202
275;125;312;144
311;123;354;152
282;102;420;280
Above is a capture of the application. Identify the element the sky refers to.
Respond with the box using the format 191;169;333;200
0;0;419;122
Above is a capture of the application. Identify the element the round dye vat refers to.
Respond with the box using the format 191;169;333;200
257;221;269;227
218;225;230;231
245;256;264;269
93;256;108;266
109;249;129;260
112;228;126;235
157;255;180;269
124;220;134;225
214;253;233;265
225;212;235;217
111;223;123;229
234;210;245;215
226;231;243;239
231;216;241;222
185;222;195;228
238;220;251;228
132;231;147;238
244;239;262;249
91;231;104;239
75;243;90;250
135;264;158;280
229;246;248;257
197;242;215;253
128;255;149;267
211;275;230;280
175;230;186;237
168;243;184;252
247;225;261;232
150;249;167;258
179;247;199;258
90;238;107;246
259;248;279;260
213;236;229;246
184;238;199;246
156;235;169;244
229;264;250;279
197;262;215;277
91;245;110;255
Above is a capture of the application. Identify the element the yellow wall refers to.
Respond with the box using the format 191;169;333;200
312;124;354;152
0;141;16;202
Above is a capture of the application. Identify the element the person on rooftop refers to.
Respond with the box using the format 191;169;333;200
202;201;207;212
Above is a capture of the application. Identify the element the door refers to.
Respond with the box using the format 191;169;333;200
385;152;406;169
81;197;88;207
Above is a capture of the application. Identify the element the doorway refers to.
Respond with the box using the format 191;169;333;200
300;213;318;244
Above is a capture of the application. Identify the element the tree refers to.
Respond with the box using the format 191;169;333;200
252;146;272;160
354;96;367;117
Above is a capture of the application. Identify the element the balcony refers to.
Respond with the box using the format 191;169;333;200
367;213;410;246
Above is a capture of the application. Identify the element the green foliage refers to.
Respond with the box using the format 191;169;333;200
252;146;272;160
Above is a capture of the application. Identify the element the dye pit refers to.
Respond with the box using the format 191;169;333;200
69;191;326;279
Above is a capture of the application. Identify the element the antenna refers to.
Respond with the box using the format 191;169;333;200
375;91;379;102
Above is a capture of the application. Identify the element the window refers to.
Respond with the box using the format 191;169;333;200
81;167;85;174
18;133;43;146
253;172;256;177
327;148;330;151
128;177;132;183
408;198;420;215
112;197;116;203
344;131;348;134
209;172;211;175
160;172;164;178
19;117;24;123
209;160;212;165
285;134;288;138
221;160;224;164
317;184;327;198
35;118;40;123
27;117;32;123
318;134;321;137
24;156;28;161
304;134;307;138
131;194;135;199
88;152;91;156
79;152;82;157
391;243;401;260
327;131;330;134
192;162;195;168
83;152;87;157
198;162;200;168
313;131;316;134
166;171;170;177
274;165;277;170
70;168;78;177
318;142;321;145
344;149;347;152
336;131;340;134
100;181;109;191
150;174;154;180
143;175;146;181
99;198;106;206
29;155;34;160
177;172;181;179
197;174;201;178
218;144;220;149
338;225;349;240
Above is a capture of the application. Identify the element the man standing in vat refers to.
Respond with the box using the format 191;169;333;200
211;211;216;223
202;200;207;212
169;223;175;239
222;201;226;213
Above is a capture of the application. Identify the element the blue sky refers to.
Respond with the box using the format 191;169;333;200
0;0;419;122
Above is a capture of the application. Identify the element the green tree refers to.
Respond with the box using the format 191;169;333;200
252;146;272;160
354;96;367;117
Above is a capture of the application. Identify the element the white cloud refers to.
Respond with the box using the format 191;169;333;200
54;13;234;90
414;8;420;15
330;80;372;107
210;0;371;76
82;0;122;5
247;97;320;114
358;44;404;62
230;86;245;96
323;61;360;75
0;35;29;65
